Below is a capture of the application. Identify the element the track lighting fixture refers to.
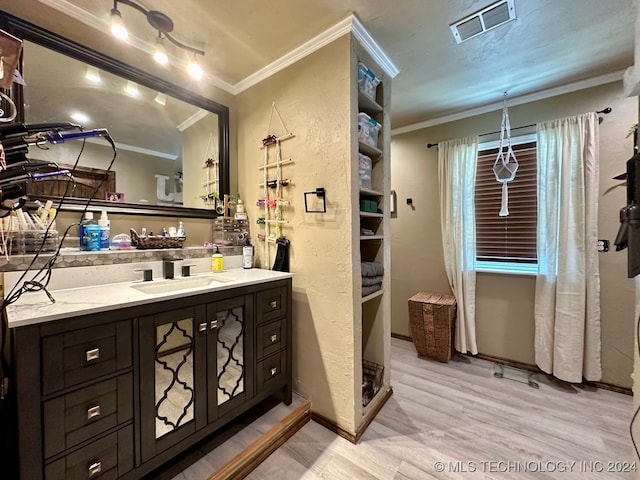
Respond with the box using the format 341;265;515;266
109;0;205;77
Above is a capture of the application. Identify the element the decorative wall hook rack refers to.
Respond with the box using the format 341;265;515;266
304;187;326;213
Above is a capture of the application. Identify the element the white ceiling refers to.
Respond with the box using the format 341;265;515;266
13;0;640;129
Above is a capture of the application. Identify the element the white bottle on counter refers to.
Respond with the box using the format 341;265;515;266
98;211;110;250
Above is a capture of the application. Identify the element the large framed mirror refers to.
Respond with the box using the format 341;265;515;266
0;12;229;218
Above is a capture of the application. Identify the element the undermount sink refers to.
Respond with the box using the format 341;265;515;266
130;274;234;295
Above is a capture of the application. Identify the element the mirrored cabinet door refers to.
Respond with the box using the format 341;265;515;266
139;305;207;462
207;294;254;422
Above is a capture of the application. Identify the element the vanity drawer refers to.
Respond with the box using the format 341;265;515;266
43;374;132;459
44;426;133;480
256;319;286;360
256;286;288;324
256;351;287;393
42;321;132;395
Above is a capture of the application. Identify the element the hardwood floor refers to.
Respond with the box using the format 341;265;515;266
247;338;635;479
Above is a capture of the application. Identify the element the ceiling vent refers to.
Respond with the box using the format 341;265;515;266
450;0;516;44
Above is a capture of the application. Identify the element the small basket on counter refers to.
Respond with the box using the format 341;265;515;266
130;228;185;250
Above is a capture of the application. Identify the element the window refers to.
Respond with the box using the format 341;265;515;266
475;135;537;274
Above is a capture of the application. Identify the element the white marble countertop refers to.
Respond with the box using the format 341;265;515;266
6;268;293;328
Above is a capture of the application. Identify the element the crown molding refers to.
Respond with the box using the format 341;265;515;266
35;3;398;96
350;15;399;79
233;16;354;93
85;137;179;160
234;14;399;93
36;0;236;94
176;109;210;132
391;70;626;136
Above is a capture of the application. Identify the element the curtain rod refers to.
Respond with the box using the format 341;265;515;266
426;107;613;148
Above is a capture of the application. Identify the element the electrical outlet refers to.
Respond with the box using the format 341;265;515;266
597;239;610;252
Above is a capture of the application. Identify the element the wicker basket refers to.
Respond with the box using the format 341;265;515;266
130;228;185;250
362;359;384;406
408;292;456;362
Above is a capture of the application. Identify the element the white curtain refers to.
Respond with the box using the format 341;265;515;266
535;112;601;382
438;137;479;355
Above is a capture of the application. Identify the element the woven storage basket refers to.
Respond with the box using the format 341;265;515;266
130;229;185;250
408;292;456;362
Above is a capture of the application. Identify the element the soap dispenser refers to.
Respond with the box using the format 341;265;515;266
211;245;224;272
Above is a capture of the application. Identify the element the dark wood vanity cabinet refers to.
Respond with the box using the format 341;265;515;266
11;278;292;480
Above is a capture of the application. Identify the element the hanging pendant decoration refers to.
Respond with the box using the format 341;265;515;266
493;93;518;216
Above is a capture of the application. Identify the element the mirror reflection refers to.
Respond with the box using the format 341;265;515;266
155;318;194;439
21;41;220;209
217;306;245;405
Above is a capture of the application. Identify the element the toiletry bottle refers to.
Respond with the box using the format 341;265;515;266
211;245;224;272
242;239;253;269
177;221;185;237
98;211;110;250
84;224;101;251
79;212;96;250
235;195;247;220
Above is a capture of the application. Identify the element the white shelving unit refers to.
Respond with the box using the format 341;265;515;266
354;47;392;431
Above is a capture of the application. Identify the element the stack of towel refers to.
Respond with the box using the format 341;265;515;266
362;261;384;296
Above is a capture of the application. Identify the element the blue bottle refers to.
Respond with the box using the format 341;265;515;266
79;212;97;251
84;224;101;251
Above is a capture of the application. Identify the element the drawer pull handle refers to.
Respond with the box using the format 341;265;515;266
270;334;278;343
270;367;278;376
270;300;278;309
199;322;207;332
210;320;218;330
88;460;102;478
87;405;101;421
86;348;100;363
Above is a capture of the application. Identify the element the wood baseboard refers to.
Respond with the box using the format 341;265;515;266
209;400;311;480
311;411;357;444
356;387;393;442
393;334;632;396
311;387;394;444
391;332;413;342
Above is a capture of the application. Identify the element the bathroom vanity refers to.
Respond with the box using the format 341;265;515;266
5;268;292;480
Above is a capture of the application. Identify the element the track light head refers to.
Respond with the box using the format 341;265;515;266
153;35;169;65
110;8;128;40
187;57;204;80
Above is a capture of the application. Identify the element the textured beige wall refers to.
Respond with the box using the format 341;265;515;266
391;81;637;387
183;114;220;208
236;36;357;432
